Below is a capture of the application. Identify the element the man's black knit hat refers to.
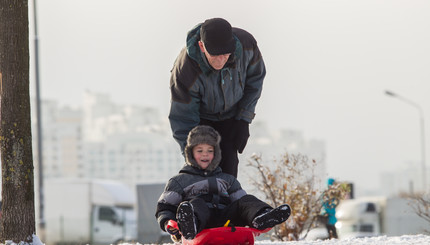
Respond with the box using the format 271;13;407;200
200;18;236;55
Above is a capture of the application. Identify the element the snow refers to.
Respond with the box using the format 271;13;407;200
254;235;430;244
136;235;430;245
31;235;43;245
1;235;43;245
1;234;430;245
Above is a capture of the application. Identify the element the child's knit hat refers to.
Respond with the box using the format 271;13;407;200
185;125;222;171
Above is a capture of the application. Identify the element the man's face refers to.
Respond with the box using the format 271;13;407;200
198;41;231;70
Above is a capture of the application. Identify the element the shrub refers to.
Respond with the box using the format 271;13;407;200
403;192;430;234
247;152;349;241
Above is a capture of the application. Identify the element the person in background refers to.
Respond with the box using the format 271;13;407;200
168;17;266;177
155;126;290;242
321;178;339;239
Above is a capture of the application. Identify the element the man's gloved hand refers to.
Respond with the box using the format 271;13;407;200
234;119;250;154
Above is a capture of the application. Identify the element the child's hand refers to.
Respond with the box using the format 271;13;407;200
165;220;179;235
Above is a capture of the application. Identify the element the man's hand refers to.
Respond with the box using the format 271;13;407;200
235;120;250;153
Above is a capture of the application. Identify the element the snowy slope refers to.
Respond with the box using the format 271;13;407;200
3;234;430;245
255;235;430;244
149;235;430;245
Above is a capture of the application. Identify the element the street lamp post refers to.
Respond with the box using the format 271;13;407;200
33;0;45;237
385;90;427;191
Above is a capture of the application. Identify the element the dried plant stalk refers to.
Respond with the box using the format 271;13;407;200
248;152;349;241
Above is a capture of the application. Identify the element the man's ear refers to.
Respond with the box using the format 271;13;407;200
198;41;205;53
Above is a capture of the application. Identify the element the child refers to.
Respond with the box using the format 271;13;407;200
155;125;290;241
321;178;339;239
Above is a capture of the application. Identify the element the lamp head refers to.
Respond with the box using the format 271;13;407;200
385;90;396;97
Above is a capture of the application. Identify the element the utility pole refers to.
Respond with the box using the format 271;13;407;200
385;90;427;191
32;0;45;238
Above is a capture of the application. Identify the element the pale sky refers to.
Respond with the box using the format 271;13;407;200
29;0;430;195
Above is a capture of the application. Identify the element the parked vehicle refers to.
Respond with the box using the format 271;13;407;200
44;178;137;245
335;196;428;239
136;183;174;244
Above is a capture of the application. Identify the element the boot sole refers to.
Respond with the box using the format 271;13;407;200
253;204;291;230
177;203;197;240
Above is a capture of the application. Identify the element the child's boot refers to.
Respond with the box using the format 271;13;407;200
176;201;197;240
252;204;291;230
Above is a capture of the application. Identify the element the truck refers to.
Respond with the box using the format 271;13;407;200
44;178;137;245
335;196;428;239
135;183;170;244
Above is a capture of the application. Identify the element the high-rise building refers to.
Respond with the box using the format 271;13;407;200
379;161;429;196
32;91;183;189
238;121;327;192
32;100;83;179
32;91;327;193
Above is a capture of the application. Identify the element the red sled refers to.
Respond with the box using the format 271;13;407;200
167;220;271;245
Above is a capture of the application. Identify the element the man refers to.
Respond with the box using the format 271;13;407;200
169;18;266;177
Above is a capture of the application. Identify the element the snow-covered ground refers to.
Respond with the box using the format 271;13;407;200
254;235;430;245
3;234;430;245
144;235;430;245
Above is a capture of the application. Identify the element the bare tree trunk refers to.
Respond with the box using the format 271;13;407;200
0;0;36;242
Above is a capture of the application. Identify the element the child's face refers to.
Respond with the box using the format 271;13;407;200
192;143;214;169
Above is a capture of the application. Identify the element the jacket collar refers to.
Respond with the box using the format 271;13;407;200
179;164;222;177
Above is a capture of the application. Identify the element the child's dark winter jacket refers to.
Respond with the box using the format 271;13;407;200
155;164;270;231
155;125;271;232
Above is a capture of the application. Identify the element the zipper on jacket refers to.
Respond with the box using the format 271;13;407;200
221;68;232;86
221;68;232;111
238;72;243;88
